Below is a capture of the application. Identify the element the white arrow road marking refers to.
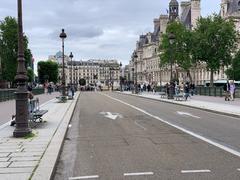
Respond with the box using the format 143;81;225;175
100;112;123;120
177;111;201;119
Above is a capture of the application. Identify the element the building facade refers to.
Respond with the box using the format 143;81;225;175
130;0;238;86
49;53;121;88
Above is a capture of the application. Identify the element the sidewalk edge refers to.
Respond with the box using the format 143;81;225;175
31;92;80;180
116;92;240;118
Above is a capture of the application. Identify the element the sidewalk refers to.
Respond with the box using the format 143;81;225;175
0;92;79;180
0;92;61;127
120;91;240;117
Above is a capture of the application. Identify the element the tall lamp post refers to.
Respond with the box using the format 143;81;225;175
69;52;73;87
60;29;67;97
133;51;138;94
14;0;32;137
119;62;122;91
168;32;175;99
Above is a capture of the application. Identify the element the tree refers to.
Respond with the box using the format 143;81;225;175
79;78;86;86
38;61;58;84
193;14;238;86
0;16;32;86
225;50;240;80
27;68;34;82
159;21;194;82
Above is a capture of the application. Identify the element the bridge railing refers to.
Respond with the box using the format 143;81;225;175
0;88;45;102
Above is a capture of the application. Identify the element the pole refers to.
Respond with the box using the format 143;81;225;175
14;0;31;137
62;38;66;96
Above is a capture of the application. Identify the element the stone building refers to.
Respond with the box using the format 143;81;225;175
49;52;121;88
130;0;239;86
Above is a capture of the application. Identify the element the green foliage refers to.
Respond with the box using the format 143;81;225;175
0;16;32;84
79;78;86;86
193;14;238;86
38;61;58;84
159;21;194;75
225;50;240;80
27;68;34;82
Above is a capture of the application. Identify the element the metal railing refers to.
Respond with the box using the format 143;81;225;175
0;88;45;102
195;86;240;98
156;86;239;98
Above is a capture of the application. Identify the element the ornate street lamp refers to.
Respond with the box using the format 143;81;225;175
13;0;32;137
119;62;122;91
133;51;138;94
59;29;67;97
168;32;175;99
69;52;73;87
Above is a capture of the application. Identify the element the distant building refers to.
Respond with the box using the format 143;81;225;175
129;0;234;86
48;53;121;88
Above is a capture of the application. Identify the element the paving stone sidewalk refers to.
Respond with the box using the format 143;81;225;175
0;92;79;180
121;91;240;117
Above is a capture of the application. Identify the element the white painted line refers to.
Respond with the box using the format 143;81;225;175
124;172;154;176
181;170;211;173
69;175;99;180
135;120;146;130
237;168;240;171
177;111;201;119
101;93;240;158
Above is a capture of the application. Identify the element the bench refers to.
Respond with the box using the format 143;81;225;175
174;94;186;101
159;92;167;98
56;96;67;102
10;98;48;126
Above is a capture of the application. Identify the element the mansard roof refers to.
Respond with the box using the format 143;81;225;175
180;3;191;27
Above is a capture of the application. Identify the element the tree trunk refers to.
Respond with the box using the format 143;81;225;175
210;69;214;87
187;69;193;83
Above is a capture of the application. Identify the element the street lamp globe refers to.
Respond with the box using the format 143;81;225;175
168;32;175;45
60;29;67;39
69;52;73;59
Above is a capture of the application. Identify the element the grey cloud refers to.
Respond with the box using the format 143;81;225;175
0;0;221;66
48;25;104;40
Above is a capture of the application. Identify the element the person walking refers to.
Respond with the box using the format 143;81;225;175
223;80;230;101
229;80;236;101
184;82;190;100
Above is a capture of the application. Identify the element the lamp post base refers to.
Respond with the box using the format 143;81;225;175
13;89;32;138
13;128;32;137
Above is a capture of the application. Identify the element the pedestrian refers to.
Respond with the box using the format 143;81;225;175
229;80;236;101
184;82;190;100
223;80;230;101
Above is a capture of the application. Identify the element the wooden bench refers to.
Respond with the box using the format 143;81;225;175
159;92;167;98
10;98;48;126
174;94;186;101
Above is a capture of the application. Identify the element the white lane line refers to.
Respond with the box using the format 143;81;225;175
135;120;146;130
101;93;240;158
124;172;154;176
181;170;211;173
69;175;99;180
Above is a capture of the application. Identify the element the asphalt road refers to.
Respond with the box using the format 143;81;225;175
54;92;240;180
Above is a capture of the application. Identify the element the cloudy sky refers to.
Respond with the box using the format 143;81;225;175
0;0;221;66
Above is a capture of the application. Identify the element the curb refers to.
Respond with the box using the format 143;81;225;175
31;92;80;180
116;92;240;118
